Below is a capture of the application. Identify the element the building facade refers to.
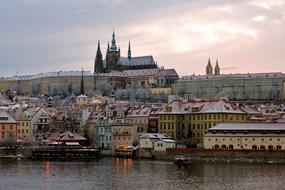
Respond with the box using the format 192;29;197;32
157;99;250;144
173;61;285;102
0;112;18;140
204;123;285;150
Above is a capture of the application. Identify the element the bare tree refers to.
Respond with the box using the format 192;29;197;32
96;81;113;96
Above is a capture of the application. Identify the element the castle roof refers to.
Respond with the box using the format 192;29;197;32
118;56;155;66
180;72;285;81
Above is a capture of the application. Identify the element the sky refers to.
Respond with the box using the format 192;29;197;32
0;0;285;77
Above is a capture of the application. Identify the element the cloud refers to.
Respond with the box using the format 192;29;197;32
251;15;266;22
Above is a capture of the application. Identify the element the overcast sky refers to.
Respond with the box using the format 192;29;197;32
0;0;285;77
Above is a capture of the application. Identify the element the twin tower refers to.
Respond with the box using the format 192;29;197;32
206;58;220;75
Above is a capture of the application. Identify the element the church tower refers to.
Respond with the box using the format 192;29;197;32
105;30;121;72
214;59;220;75
80;69;85;95
128;41;131;59
206;58;213;75
94;41;104;73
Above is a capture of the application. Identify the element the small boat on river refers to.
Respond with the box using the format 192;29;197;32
173;155;192;165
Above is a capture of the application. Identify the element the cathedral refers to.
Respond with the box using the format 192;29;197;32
94;31;158;73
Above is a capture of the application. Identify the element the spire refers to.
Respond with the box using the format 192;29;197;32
94;40;103;73
215;59;220;75
107;41;110;51
110;29;117;51
80;68;85;95
207;58;211;66
206;57;213;75
128;41;131;59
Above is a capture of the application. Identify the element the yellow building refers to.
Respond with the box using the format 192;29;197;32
17;112;32;139
158;113;180;140
204;123;285;150
0;112;18;140
149;87;172;95
76;95;88;105
157;99;250;143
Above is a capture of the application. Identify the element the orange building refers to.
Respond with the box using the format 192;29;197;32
0;112;18;140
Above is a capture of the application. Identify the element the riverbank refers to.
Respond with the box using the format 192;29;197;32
3;146;285;164
139;148;285;164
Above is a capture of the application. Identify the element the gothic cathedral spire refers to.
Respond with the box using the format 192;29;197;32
128;41;131;59
80;69;85;95
94;40;103;73
206;58;213;75
110;29;117;51
214;59;220;75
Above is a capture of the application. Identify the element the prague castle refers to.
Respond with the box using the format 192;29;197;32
0;31;178;96
94;31;157;73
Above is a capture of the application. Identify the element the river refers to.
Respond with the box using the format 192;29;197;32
0;158;284;190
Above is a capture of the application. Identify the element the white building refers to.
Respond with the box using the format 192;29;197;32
139;133;176;151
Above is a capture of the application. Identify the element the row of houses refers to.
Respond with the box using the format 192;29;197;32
1;93;285;151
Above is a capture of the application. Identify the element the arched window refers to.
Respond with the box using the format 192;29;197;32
252;145;257;150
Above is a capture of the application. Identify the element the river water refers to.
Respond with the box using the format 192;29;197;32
0;158;284;190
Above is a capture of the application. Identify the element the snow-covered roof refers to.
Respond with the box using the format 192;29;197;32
158;69;178;77
139;133;173;139
180;72;285;81
5;71;93;81
158;99;245;114
123;68;159;77
0;112;17;124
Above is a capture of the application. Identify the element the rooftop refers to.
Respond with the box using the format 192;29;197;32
180;72;285;81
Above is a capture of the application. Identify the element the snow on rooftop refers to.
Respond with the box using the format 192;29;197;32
180;72;285;81
5;71;93;81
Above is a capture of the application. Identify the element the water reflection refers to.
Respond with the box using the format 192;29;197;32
115;158;133;177
45;161;50;177
0;159;284;190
